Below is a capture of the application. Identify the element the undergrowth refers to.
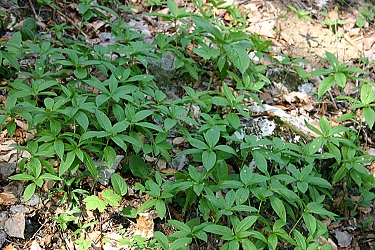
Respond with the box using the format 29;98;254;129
1;0;375;249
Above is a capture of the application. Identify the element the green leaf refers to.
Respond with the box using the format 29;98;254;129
54;140;64;160
363;107;375;129
187;138;208;150
307;202;337;218
297;181;309;193
74;68;88;79
84;152;99;178
222;82;235;101
334;72;346;88
102;189;121;207
75;111;89;131
84;195;107;212
294;229;306;249
214;145;237;155
223;44;250;74
103;146;116;169
164;118;177;131
212;96;230;106
307;177;332;189
39;173;62;181
226;113;240;129
6;121;16;137
268;233;278;250
333;165;347;184
360;84;375;104
96;109;112;131
204;224;233;236
137;199;157;213
121;206;137;218
111;173;127;196
204;126;220;148
326;51;340;71
129;155;152;178
167;0;178;16
169;220;191;232
235;215;258;233
252;151;267;174
241;239;257;250
303;213;316;235
319;116;331;136
170;238;192;250
23;183;36;202
3;51;20;71
8;173;34;181
270;196;286;222
155;199;166;219
184;63;198;80
133;110;153;123
202;150;216;171
318;76;335;99
154;231;169;250
59;151;75;176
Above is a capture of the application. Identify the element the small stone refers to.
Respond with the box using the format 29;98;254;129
4;212;25;239
156;159;166;170
172;137;185;145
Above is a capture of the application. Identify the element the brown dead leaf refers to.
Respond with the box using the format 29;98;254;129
326;8;339;22
333;195;343;209
344;81;356;95
136;213;154;238
223;12;232;22
0;192;18;206
3;245;17;250
158;8;169;15
363;33;375;50
5;212;25;239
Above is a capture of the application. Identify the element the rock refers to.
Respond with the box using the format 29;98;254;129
171;155;188;171
147;51;177;84
172;137;185;145
266;68;313;95
96;155;124;186
240;104;314;143
4;212;25;239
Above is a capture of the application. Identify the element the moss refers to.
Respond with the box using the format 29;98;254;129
269;116;311;143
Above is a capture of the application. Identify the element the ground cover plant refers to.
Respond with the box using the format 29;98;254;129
1;0;375;249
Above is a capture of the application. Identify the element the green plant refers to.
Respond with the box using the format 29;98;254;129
8;141;62;201
359;4;375;23
83;189;121;212
136;172;174;219
337;83;375;129
309;51;364;99
320;7;347;34
53;213;76;230
288;6;314;45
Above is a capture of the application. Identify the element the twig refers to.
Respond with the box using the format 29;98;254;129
28;0;38;19
328;88;338;110
50;5;89;38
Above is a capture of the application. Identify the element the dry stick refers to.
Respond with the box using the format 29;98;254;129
50;5;89;38
28;0;38;18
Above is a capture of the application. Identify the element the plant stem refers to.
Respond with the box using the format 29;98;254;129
289;213;303;235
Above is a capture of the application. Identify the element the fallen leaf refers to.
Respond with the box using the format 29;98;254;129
334;230;352;248
4;212;25;239
136;213;154;238
30;240;42;250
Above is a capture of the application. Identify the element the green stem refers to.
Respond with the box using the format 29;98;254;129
207;62;219;91
289;213;303;235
